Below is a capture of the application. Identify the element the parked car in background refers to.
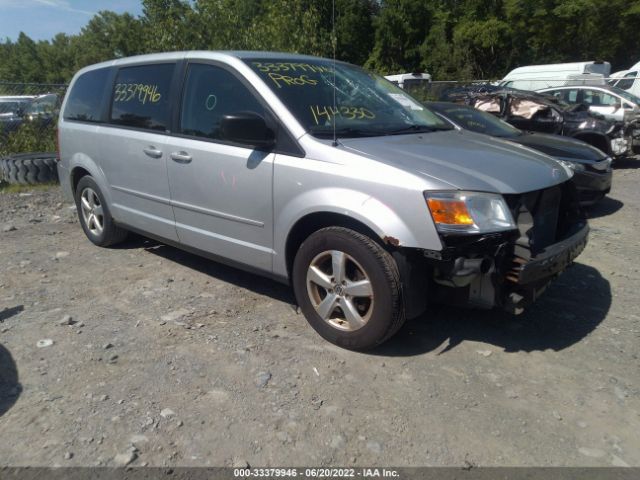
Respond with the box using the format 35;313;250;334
538;85;640;156
58;51;588;349
428;102;612;206
538;85;640;122
0;95;35;137
500;61;611;90
24;93;60;124
440;85;629;158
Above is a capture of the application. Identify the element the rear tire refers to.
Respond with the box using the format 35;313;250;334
292;227;405;350
75;176;128;247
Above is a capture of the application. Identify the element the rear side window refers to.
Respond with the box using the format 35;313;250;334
109;63;175;132
64;68;110;122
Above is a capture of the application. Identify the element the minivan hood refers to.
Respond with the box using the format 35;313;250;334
509;132;607;163
338;130;571;194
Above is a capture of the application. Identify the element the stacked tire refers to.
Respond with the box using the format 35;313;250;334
0;153;59;185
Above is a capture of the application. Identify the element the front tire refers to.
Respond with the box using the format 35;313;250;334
75;176;128;247
292;227;405;350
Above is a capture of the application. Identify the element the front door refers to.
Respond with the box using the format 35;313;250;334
166;62;275;272
581;88;624;122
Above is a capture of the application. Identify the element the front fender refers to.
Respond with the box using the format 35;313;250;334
273;187;440;277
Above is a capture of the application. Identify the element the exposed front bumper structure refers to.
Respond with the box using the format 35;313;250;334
410;181;588;316
511;222;588;285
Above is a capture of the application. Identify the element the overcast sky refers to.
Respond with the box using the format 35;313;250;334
0;0;145;41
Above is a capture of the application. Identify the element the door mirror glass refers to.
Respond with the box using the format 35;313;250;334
220;112;275;148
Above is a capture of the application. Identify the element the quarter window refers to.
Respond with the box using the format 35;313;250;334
64;68;110;122
179;63;266;140
109;63;175;131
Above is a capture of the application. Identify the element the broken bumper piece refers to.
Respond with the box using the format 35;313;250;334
504;222;589;313
514;222;589;285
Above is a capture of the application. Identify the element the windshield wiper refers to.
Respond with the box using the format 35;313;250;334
384;125;450;136
310;127;382;138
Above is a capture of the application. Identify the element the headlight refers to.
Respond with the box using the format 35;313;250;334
558;160;585;172
554;159;578;175
425;191;516;234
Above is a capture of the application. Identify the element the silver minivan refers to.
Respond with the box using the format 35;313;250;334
58;51;589;350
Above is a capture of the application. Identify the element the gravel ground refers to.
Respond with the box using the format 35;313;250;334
0;162;639;467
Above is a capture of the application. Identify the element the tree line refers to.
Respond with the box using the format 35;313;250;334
1;0;640;85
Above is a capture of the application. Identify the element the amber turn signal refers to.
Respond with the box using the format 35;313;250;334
426;198;474;225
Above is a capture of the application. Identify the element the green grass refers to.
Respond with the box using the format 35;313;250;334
0;181;58;194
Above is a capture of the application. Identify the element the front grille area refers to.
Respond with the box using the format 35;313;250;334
504;181;585;283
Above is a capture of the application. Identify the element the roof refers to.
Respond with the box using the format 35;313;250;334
73;50;341;78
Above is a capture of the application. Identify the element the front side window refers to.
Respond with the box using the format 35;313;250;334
64;68;110;122
582;89;620;107
109;63;174;131
246;58;451;138
179;63;267;140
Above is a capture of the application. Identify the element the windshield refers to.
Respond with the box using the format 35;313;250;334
431;104;522;138
246;58;451;138
610;86;640;105
26;95;57;115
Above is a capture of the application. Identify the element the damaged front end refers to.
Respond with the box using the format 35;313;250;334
622;109;640;155
409;182;588;316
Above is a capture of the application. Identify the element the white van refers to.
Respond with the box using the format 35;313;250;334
500;61;611;91
608;61;640;97
384;72;431;99
384;72;431;89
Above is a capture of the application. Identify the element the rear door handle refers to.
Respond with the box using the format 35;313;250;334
171;151;192;164
143;147;163;158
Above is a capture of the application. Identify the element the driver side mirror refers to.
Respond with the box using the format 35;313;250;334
220;112;275;148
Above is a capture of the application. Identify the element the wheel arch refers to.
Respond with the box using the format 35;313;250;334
67;154;112;205
275;187;434;279
284;211;389;280
70;166;92;194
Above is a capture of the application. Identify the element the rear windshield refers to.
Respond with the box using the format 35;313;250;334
246;58;451;138
64;68;110;122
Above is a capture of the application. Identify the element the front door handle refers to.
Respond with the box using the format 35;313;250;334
143;147;163;158
171;151;192;164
